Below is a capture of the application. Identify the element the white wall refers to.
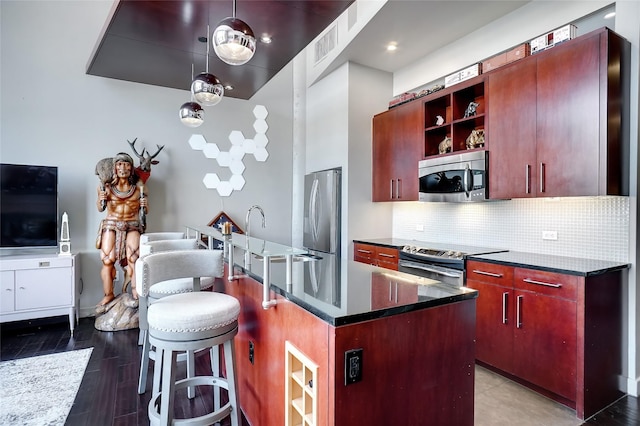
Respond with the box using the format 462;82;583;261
0;0;296;316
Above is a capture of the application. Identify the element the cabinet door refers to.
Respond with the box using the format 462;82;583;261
536;34;600;197
15;268;72;310
487;59;537;199
393;100;422;201
372;102;421;202
466;280;514;373
1;271;15;313
372;109;396;202
511;289;577;401
354;243;376;265
375;246;398;271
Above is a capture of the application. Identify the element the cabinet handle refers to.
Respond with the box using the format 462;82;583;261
502;292;509;324
525;164;531;194
378;253;395;259
522;278;562;288
540;163;545;193
390;179;394;199
397;179;402;199
395;282;398;303
389;282;393;302
472;269;503;278
516;295;523;328
357;249;372;254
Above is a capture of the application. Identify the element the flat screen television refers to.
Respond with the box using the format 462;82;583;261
0;163;58;249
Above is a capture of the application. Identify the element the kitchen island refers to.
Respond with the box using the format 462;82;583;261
187;226;478;426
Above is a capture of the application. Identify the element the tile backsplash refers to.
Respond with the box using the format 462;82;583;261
392;196;629;262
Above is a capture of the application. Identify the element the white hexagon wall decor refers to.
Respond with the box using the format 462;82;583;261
189;105;269;196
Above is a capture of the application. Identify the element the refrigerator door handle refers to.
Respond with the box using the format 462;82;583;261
309;178;320;243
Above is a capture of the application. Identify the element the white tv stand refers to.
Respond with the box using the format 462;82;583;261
0;252;79;333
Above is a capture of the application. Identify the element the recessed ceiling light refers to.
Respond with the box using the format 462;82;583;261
260;35;272;44
387;42;398;52
604;12;616;19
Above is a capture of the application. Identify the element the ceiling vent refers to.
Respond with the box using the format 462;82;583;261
314;24;337;65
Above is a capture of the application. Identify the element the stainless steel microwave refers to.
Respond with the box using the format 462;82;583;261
418;151;488;202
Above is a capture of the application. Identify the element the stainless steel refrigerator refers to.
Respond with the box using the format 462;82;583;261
303;168;341;306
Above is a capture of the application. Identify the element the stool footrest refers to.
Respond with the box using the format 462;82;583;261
149;375;234;426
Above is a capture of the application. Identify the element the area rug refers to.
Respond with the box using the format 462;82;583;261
0;348;93;426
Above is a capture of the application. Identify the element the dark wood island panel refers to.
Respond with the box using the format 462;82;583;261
219;264;476;426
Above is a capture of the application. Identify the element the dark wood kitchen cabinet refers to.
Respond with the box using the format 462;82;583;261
467;259;623;420
372;100;422;201
353;242;399;270
487;27;628;199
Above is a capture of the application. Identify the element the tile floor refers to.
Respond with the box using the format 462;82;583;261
475;365;582;426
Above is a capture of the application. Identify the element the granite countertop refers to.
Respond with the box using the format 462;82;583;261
467;251;630;277
229;247;477;327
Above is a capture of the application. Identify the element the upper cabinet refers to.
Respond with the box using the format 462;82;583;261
487;27;628;199
371;27;628;202
372;100;422;201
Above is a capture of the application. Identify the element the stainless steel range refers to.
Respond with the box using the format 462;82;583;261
399;243;505;287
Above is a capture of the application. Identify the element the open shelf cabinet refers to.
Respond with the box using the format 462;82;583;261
424;77;486;157
285;341;318;426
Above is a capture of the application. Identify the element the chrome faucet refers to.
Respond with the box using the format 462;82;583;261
244;205;266;267
245;205;266;241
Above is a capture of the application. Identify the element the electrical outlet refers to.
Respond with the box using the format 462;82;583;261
344;348;363;385
249;341;254;365
542;231;558;241
416;224;424;232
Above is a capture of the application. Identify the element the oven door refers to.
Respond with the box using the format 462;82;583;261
398;259;464;287
418;150;488;202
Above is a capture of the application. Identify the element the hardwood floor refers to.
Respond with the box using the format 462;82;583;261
1;316;638;426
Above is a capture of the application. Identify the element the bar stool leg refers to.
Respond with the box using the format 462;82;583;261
186;350;196;399
138;330;150;394
210;346;221;412
224;339;241;426
160;349;178;425
152;348;163;398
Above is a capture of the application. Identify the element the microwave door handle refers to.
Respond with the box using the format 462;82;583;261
464;164;472;197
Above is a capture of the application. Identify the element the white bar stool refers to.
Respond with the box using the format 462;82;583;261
136;239;221;396
140;250;241;426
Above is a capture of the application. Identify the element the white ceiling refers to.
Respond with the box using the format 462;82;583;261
333;0;531;74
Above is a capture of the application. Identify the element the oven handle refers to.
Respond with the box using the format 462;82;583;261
398;260;462;278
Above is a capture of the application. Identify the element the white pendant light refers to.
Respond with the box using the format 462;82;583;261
191;26;224;106
212;0;256;66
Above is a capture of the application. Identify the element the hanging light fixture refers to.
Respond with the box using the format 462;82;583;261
212;0;256;66
180;64;204;127
191;26;224;106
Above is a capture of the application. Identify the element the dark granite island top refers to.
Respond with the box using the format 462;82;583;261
233;247;478;326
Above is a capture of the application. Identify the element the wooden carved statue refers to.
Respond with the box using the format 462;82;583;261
93;140;164;331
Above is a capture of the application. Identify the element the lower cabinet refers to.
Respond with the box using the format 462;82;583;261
0;254;78;332
467;260;623;420
353;242;398;270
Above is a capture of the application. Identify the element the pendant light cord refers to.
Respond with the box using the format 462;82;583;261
205;25;210;73
232;0;236;18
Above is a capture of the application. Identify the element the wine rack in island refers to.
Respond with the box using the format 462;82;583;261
285;341;318;426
